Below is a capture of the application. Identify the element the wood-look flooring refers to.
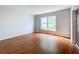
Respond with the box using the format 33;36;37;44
0;33;78;54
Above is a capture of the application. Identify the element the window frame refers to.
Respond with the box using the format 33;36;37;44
40;16;56;31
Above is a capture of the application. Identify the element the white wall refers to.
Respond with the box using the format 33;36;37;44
0;7;34;40
34;9;71;38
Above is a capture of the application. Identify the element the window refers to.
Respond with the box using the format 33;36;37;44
41;16;56;31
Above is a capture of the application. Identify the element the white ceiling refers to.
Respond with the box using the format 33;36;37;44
0;5;72;15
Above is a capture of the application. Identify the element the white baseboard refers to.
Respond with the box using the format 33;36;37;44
0;35;20;40
0;32;33;41
75;43;79;50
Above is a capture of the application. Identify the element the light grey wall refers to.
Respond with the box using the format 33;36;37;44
72;10;77;42
76;9;79;45
77;14;79;45
71;6;79;46
34;9;71;38
0;7;34;40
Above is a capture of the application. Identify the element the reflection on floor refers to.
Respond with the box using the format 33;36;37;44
0;33;78;54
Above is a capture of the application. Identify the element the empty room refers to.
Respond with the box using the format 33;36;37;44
0;5;78;54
